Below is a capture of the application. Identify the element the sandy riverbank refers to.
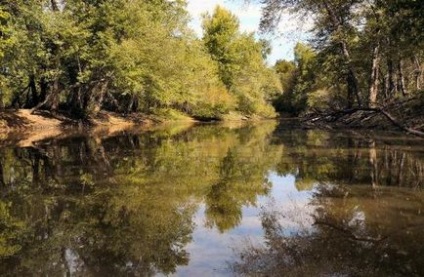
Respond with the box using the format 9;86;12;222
0;109;196;147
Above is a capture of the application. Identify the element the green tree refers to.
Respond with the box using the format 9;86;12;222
273;43;323;115
202;6;240;89
202;6;281;117
256;0;363;108
248;0;423;113
0;7;13;108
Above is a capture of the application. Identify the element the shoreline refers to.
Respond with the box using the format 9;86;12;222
0;109;273;133
1;105;423;147
0;109;162;131
0;109;190;147
0;109;266;147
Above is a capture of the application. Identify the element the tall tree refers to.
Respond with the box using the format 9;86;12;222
202;5;240;89
202;5;281;117
257;0;363;108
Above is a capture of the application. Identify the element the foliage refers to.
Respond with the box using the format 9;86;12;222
1;121;424;274
248;0;424;114
202;6;280;117
274;43;324;115
0;121;283;274
0;1;280;119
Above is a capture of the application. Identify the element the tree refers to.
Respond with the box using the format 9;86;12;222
256;0;363;108
0;121;284;274
202;6;240;89
0;1;284;119
248;0;423;115
202;6;281;117
273;43;324;115
0;7;13;108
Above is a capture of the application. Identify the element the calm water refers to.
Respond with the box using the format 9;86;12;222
0;121;424;276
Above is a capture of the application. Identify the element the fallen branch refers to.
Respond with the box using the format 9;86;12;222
377;108;424;137
303;107;424;138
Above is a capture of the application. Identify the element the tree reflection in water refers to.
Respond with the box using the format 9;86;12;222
0;122;423;275
0;122;281;275
233;128;424;277
234;185;424;276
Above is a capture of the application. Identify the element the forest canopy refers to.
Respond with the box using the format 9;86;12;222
0;0;422;121
0;1;280;119
263;0;424;115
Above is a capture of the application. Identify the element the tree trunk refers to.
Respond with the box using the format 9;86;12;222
25;75;39;108
32;79;59;112
51;79;59;110
39;77;48;103
0;159;5;188
397;60;408;96
321;0;362;108
346;72;356;108
85;81;108;114
50;0;59;11
127;94;139;113
369;42;381;107
413;56;422;90
341;42;362;108
45;79;59;110
69;86;84;114
385;58;395;98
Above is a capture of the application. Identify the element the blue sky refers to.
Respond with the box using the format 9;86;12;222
186;0;311;64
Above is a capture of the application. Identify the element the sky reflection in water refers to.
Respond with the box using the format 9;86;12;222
0;121;423;276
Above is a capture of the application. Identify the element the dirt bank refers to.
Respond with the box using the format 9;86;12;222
0;109;166;147
0;109;267;147
0;109;155;130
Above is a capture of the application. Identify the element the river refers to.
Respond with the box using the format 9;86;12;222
0;121;423;276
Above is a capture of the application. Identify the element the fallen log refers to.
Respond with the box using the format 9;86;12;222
302;107;424;138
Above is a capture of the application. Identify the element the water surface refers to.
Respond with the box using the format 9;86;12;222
0;122;423;276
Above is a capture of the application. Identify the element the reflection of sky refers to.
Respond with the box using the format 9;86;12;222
173;172;314;276
186;0;312;63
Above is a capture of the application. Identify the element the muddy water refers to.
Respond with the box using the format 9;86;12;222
0;121;423;276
